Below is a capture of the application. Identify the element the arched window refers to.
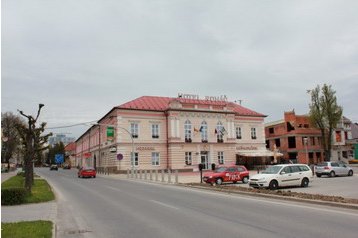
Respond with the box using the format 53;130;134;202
201;121;208;142
184;120;192;142
216;121;224;142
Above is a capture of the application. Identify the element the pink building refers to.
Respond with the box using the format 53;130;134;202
76;95;275;172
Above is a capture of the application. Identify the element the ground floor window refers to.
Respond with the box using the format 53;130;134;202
131;152;139;166
218;151;224;164
185;152;192;165
151;152;160;166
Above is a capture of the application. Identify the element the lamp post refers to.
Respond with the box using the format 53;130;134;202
303;137;309;164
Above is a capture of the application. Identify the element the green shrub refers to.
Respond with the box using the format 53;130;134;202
1;187;27;205
16;171;25;177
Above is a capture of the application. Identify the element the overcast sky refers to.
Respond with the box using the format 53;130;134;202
2;0;358;138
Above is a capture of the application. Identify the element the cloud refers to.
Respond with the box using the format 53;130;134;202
2;0;358;137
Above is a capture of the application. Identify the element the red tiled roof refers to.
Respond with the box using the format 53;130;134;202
117;96;264;117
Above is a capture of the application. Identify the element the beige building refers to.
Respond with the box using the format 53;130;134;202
76;95;275;172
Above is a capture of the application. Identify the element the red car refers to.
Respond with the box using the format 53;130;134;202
78;167;96;178
203;165;249;185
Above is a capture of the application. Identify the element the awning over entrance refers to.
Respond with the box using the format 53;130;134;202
237;150;283;157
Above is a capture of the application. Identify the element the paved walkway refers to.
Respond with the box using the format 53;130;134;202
1;171;57;224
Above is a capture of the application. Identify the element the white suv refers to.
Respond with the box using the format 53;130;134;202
249;164;313;190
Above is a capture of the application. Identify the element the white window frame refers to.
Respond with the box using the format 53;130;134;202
185;152;192;165
151;152;160;166
131;123;139;138
184;120;192;141
201;121;208;142
236;127;242;139
152;124;159;139
131;152;139;167
216;121;224;141
251;128;257;140
218;151;224;164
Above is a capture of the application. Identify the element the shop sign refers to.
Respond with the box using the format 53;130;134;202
236;146;258;151
83;152;91;158
107;126;114;141
136;146;155;151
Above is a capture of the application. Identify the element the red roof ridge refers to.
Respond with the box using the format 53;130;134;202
117;95;265;117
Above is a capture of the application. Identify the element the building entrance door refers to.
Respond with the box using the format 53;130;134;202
201;152;209;170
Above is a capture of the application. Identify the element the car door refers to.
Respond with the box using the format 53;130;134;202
225;167;237;182
331;162;341;175
290;166;303;186
279;166;294;187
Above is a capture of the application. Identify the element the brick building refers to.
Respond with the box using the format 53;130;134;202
75;95;277;172
265;111;324;164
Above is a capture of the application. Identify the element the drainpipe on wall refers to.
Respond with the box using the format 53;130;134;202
165;111;170;171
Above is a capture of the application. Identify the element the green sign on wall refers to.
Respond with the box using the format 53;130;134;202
355;144;358;160
107;126;114;141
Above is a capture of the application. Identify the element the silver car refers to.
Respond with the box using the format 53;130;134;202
315;161;353;177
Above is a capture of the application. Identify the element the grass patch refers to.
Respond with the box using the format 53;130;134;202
1;220;53;238
1;175;55;204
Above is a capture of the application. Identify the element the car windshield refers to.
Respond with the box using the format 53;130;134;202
317;163;328;167
261;166;283;174
215;167;228;172
83;167;95;171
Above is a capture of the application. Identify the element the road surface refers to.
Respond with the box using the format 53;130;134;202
37;168;358;238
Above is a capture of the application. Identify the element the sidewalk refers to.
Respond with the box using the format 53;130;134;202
1;170;57;224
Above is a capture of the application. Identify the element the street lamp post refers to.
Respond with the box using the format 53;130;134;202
303;137;309;164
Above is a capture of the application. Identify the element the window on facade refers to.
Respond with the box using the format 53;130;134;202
131;123;139;138
201;121;208;142
131;152;139;166
152;124;159;139
275;138;281;147
218;151;224;164
185;152;192;165
251;128;257;140
266;140;270;148
269;128;274;134
216;121;224;143
310;137;315;146
288;137;296;148
184;120;192;142
335;131;342;142
151;152;160;166
236;127;242;139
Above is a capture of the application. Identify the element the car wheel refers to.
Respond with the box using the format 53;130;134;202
329;171;335;177
269;180;278;190
93;176;96;178
216;178;223;185
233;181;237;184
301;178;309;187
316;173;322;177
348;170;353;176
242;177;249;184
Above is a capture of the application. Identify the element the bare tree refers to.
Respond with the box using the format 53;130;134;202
18;104;51;192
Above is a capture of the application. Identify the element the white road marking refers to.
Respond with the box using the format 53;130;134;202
150;200;180;210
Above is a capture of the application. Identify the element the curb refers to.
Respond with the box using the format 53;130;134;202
180;184;358;210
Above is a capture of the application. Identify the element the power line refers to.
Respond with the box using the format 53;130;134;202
45;120;98;129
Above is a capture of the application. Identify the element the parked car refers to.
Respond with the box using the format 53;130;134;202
315;161;353;177
249;164;313;190
78;167;96;178
50;164;58;171
203;165;249;185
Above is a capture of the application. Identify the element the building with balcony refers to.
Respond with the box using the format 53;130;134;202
265;110;324;164
75;95;276;172
331;117;355;162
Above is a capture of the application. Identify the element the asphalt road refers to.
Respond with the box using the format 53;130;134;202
37;168;358;238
